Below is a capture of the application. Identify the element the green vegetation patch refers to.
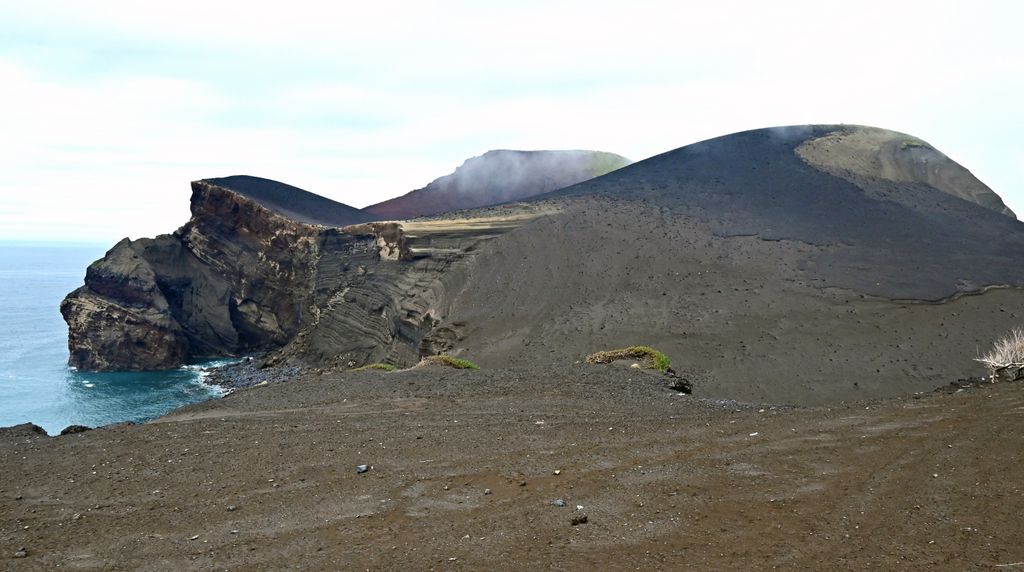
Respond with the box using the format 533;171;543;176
350;363;397;373
419;355;479;370
588;152;632;177
900;138;932;151
585;345;671;372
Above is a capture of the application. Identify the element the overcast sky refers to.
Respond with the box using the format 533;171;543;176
1;1;1022;242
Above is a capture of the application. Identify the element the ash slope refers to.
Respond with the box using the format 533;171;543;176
433;125;1024;404
545;125;1022;300
364;150;630;219
204;175;374;226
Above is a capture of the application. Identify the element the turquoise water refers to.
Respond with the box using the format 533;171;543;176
0;242;226;435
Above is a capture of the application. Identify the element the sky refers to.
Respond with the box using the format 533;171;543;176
1;0;1022;242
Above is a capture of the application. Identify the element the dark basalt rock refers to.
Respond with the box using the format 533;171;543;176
61;176;535;372
61;236;189;371
0;423;48;441
59;425;92;435
62;179;327;370
666;369;693;394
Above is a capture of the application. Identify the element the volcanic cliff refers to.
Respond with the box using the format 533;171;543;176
61;177;372;370
60;170;571;371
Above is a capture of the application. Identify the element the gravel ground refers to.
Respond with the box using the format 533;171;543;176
2;364;1022;570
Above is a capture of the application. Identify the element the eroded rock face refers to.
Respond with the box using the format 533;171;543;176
64;180;329;370
173;180;324;352
61;238;189;370
269;208;551;369
62;178;541;371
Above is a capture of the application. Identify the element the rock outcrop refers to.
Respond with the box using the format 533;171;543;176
61;177;545;371
0;423;48;440
199;175;376;226
364;150;630;219
62;178;331;370
61;235;190;370
269;207;553;370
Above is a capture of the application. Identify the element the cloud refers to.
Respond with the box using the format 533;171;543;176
1;1;1022;241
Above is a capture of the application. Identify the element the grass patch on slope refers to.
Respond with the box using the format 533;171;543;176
418;355;479;370
900;138;933;151
350;363;397;373
588;152;632;177
585;346;671;372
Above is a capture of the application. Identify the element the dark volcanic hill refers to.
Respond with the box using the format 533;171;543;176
435;125;1024;403
364;150;631;219
542;124;1021;300
204;175;374;226
62;125;1024;406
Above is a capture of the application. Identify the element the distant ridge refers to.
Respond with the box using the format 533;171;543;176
365;149;630;219
202;175;374;227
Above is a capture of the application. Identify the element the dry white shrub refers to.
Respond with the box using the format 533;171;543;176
976;327;1024;371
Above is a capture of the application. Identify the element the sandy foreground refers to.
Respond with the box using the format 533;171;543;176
1;365;1023;571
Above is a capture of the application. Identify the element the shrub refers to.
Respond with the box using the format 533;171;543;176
976;328;1024;382
350;363;397;373
418;355;479;370
585;346;671;372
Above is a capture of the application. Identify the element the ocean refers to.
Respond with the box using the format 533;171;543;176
0;242;226;435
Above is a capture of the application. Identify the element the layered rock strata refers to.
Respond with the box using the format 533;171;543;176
61;179;543;371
